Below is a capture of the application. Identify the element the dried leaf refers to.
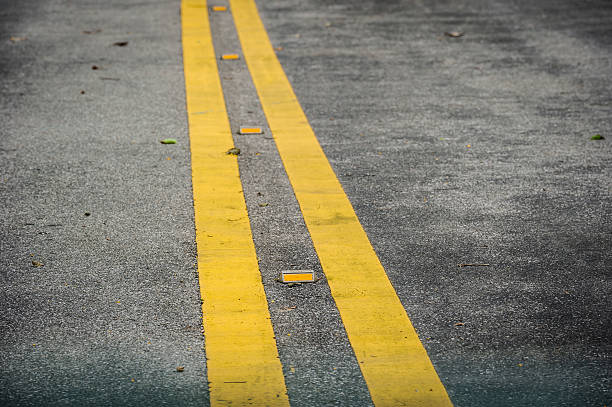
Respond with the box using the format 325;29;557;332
82;29;102;35
9;36;27;43
458;263;489;267
444;31;464;38
176;366;184;372
32;261;44;267
113;41;128;47
226;147;240;155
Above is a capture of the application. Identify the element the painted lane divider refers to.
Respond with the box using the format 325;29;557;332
181;1;289;406
228;0;454;405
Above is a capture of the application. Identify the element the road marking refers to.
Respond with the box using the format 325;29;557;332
229;0;453;405
221;53;240;60
181;1;289;406
279;270;315;283
239;126;264;135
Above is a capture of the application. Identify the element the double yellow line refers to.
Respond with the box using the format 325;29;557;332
182;0;453;405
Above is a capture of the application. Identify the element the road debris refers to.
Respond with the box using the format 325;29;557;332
226;147;240;155
591;134;604;140
160;138;177;144
458;263;490;267
176;366;184;372
444;31;464;38
112;41;128;47
9;36;27;43
31;261;44;267
82;29;102;34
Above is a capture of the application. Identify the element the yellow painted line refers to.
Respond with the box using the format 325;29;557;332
229;0;453;405
181;1;289;406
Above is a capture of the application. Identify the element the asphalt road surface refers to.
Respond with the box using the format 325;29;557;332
1;0;610;406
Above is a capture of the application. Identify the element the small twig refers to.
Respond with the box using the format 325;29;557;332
458;263;490;267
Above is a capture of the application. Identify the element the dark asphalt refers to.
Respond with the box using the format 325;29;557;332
1;0;611;406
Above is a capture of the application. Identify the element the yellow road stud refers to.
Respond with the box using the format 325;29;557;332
280;270;315;283
239;126;263;135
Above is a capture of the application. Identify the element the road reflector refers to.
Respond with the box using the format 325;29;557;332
239;126;263;135
211;5;227;11
279;270;315;283
221;53;240;60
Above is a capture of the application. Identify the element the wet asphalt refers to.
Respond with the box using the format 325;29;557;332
1;0;610;406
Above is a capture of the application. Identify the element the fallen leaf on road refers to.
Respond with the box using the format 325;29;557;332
444;31;464;38
226;147;240;155
32;261;44;267
9;36;27;43
454;322;465;326
160;138;177;144
91;65;100;70
458;263;490;267
82;29;102;34
113;41;128;47
591;134;604;140
176;366;184;372
275;46;284;51
259;203;269;207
